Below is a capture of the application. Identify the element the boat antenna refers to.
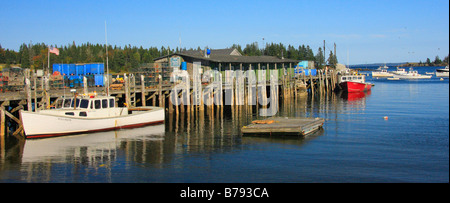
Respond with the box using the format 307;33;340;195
105;21;110;96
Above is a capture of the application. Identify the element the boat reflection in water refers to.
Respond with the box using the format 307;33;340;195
21;124;165;165
340;90;372;102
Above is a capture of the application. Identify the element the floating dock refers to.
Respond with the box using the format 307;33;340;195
241;117;325;137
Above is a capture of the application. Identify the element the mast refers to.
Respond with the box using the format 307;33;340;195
105;21;110;96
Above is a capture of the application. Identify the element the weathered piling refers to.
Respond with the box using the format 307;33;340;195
141;75;146;106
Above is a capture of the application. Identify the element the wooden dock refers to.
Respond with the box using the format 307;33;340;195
1;68;337;139
241;117;325;137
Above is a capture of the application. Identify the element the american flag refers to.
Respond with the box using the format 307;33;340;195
49;46;59;55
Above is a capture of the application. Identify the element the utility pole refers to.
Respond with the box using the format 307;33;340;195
262;37;265;56
323;40;326;68
334;43;336;60
334;43;337;68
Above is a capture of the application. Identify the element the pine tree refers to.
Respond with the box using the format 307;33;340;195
434;55;442;65
315;47;324;69
327;51;338;68
426;58;431;66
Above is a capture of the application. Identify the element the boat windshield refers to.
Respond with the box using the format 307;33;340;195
94;100;101;109
109;98;115;108
341;75;365;82
53;99;63;109
102;99;108;108
80;99;89;109
57;97;115;109
71;98;81;108
63;98;72;108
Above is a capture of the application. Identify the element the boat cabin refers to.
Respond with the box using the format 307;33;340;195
339;75;366;83
53;96;116;110
39;95;125;119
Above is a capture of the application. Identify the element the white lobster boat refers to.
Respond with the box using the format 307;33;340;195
392;68;432;79
20;94;165;139
372;65;393;77
436;66;449;77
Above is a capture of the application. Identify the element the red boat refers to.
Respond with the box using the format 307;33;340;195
338;75;372;92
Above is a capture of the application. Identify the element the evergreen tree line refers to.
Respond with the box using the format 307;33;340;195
232;42;336;69
0;41;341;72
419;55;449;66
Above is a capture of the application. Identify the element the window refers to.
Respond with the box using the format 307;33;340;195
71;98;80;108
65;112;74;116
80;99;89;109
95;100;101;109
342;77;347;80
102;99;108;108
54;99;63;109
109;98;115;108
79;112;87;117
90;100;94;109
63;99;72;108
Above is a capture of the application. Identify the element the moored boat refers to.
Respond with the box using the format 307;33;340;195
392;68;432;79
338;74;372;92
436;65;449;77
20;94;165;139
372;65;394;77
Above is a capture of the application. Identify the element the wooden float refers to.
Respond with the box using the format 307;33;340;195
241;117;325;137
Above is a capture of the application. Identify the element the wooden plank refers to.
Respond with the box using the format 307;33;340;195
242;117;324;136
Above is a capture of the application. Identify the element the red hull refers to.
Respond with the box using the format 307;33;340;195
339;81;372;92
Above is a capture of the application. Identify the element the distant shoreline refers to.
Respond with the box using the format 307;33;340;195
348;63;448;71
349;62;448;69
398;62;449;67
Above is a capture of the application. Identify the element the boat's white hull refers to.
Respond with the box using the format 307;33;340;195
436;71;449;77
372;72;394;77
20;107;165;139
392;74;432;79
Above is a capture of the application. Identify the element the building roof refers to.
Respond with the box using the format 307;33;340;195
154;48;298;64
180;48;241;57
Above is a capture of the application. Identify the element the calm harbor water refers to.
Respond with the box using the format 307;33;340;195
0;66;448;183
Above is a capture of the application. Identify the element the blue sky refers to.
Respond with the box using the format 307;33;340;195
1;0;448;64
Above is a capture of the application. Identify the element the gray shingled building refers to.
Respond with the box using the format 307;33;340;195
154;48;306;80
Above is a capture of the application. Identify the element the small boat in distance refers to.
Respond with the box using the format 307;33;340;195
338;74;372;92
391;68;432;79
20;93;165;139
436;65;449;77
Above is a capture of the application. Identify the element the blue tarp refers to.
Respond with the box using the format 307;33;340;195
295;68;317;76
